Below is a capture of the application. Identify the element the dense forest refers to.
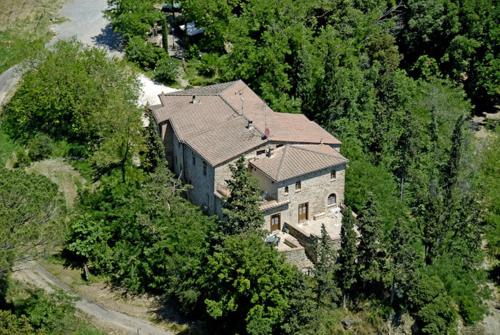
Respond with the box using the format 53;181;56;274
0;0;498;334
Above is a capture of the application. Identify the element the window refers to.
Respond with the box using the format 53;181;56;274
192;153;196;165
256;149;266;155
270;214;281;231
330;170;337;180
284;186;289;195
295;181;301;191
327;193;337;206
203;161;207;176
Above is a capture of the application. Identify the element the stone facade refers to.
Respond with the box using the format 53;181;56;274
155;81;348;269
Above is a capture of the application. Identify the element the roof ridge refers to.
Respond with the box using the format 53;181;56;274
290;144;338;158
275;145;290;181
218;92;267;138
218;80;241;95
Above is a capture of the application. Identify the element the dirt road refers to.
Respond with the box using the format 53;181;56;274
14;261;175;335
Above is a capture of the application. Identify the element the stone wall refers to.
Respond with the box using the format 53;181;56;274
280;248;313;272
274;163;346;226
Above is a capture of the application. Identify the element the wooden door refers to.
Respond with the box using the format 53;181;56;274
298;202;308;223
270;214;281;231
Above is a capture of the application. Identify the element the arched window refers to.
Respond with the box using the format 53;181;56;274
327;193;337;206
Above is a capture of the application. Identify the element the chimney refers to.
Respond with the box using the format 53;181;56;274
246;120;253;129
191;95;198;104
266;147;273;157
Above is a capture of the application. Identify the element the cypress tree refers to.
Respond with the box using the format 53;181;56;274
337;206;357;308
314;224;339;307
443;115;466;202
389;218;422;306
356;196;385;291
162;16;169;53
221;157;263;235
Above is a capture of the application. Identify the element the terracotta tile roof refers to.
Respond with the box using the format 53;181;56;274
187;116;265;166
249;144;348;182
153;80;342;167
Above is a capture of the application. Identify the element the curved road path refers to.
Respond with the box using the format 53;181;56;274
14;261;174;335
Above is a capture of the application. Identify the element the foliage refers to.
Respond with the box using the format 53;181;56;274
125;36;163;70
478;129;500;283
27;133;54;161
106;0;161;39
408;272;458;335
313;224;340;307
337;207;358;306
221;157;264;235
200;233;308;335
356;196;387;293
16;289;75;334
154;55;179;84
398;0;499;112
2;41;144;175
65;166;215;297
0;167;62;304
0;310;37;335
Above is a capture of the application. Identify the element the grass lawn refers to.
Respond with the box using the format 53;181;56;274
0;0;64;73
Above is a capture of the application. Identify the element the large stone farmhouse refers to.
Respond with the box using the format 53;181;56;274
151;80;348;267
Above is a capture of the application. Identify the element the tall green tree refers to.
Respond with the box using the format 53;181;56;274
200;233;307;335
356;196;386;292
221;157;263;235
336;206;357;307
313;224;340;308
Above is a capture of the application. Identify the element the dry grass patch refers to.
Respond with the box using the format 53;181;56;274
0;0;64;73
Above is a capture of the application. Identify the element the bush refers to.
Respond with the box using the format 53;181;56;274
154;56;179;84
13;148;31;168
27;133;54;161
198;53;220;77
16;289;75;334
125;36;163;70
185;44;201;60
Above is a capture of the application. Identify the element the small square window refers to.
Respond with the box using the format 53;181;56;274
330;170;336;180
284;186;289;194
203;161;207;176
295;181;301;191
256;149;266;155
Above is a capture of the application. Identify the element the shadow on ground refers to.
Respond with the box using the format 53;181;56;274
92;23;123;52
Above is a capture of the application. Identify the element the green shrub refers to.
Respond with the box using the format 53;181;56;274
52;140;72;157
154;56;179;84
185;44;201;60
27;133;54;161
13;148;31;168
198;53;220;77
125;36;163;70
16;289;75;334
0;310;36;335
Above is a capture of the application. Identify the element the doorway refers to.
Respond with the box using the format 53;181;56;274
298;202;309;223
270;214;281;231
